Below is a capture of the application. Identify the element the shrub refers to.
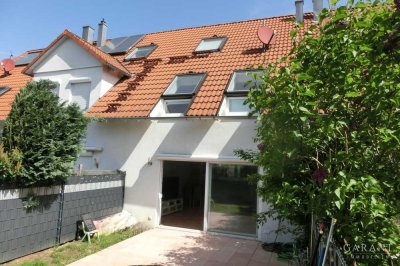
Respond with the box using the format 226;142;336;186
0;144;23;185
237;0;400;264
1;80;90;186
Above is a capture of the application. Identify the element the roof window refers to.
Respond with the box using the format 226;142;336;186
226;70;263;94
125;44;157;60
0;86;10;96
161;73;206;115
219;70;263;116
195;37;227;53
163;73;205;96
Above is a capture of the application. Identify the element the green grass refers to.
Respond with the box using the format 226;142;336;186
10;226;145;266
16;260;48;266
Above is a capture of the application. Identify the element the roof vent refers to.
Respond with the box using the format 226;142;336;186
82;26;94;43
295;0;304;24
97;19;108;47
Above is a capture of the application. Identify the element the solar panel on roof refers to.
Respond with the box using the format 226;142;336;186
100;34;144;54
15;52;41;66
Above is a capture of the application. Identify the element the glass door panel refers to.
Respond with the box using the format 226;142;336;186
208;164;258;236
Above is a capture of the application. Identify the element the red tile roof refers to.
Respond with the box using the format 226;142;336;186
0;13;313;120
88;14;313;118
23;30;131;77
0;66;32;120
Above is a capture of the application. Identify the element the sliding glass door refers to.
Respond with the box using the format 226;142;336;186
208;164;258;236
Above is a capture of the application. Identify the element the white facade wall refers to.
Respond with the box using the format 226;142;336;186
76;118;293;243
32;38;119;108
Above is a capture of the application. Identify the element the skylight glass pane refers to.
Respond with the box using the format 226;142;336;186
164;74;204;95
229;98;250;113
165;100;191;113
195;37;225;52
0;86;10;96
126;45;155;59
227;71;263;92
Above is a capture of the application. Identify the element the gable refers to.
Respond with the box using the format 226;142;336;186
34;38;101;74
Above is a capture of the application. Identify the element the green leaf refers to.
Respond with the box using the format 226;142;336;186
345;91;362;98
299;106;312;115
329;0;339;6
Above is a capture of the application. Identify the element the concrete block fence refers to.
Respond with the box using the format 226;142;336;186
0;171;125;263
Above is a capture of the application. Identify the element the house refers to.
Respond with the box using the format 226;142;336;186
0;1;318;242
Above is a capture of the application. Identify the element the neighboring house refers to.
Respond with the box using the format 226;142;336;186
0;2;317;242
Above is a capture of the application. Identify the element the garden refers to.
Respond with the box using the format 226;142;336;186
237;0;400;265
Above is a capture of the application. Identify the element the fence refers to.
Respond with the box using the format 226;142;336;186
0;171;125;263
310;221;348;266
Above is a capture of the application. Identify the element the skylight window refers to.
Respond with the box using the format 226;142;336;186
125;44;157;60
226;70;263;93
164;99;192;114
163;74;205;96
158;73;206;115
228;97;251;114
0;86;10;96
219;70;263;116
195;37;227;53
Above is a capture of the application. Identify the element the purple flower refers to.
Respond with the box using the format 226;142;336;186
312;168;328;186
257;143;266;151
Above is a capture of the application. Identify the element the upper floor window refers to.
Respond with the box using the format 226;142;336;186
70;81;91;111
164;74;205;96
0;86;10;96
162;73;206;114
227;70;263;93
125;44;157;60
195;37;227;53
221;70;263;115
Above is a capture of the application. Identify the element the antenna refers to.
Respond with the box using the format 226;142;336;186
257;27;276;50
1;58;16;75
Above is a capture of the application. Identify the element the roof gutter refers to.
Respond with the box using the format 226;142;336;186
89;115;257;121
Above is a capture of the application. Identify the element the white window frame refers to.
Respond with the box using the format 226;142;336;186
195;37;227;53
162;99;192;117
226;97;251;116
125;44;157;60
163;74;205;96
226;70;263;93
154;73;206;117
68;78;92;111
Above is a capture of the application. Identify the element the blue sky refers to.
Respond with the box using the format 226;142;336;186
0;0;343;57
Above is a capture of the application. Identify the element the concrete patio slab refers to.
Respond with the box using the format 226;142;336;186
69;228;290;266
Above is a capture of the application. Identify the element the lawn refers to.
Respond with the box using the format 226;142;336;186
7;225;145;266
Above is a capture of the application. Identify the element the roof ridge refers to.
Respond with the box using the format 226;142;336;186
145;12;314;36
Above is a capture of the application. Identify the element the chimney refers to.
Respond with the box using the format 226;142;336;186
97;19;107;47
295;0;304;24
313;0;324;22
82;26;94;43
